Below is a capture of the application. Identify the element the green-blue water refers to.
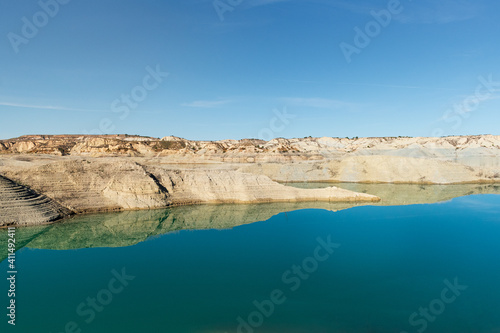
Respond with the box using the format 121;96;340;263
2;193;500;332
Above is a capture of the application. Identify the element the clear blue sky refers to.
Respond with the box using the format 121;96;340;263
1;0;499;140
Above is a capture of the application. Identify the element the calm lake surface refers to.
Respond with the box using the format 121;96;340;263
2;184;500;333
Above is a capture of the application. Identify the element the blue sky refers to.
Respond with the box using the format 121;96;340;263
1;0;499;140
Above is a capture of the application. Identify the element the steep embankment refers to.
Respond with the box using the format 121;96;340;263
143;165;379;204
0;158;378;225
2;159;172;214
0;175;71;226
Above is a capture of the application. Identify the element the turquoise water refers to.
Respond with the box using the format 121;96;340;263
2;194;500;332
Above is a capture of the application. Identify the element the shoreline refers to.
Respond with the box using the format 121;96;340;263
1;134;500;227
3;181;500;229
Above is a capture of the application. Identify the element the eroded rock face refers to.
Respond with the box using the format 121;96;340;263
1;159;171;214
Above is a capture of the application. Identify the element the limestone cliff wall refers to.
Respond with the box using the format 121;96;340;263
145;166;379;204
2;160;170;214
0;158;378;225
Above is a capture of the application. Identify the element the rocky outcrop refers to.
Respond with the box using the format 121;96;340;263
0;175;71;227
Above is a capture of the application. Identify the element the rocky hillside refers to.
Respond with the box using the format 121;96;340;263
2;134;499;162
1;134;499;178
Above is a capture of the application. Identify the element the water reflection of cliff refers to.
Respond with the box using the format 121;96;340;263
1;183;499;256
